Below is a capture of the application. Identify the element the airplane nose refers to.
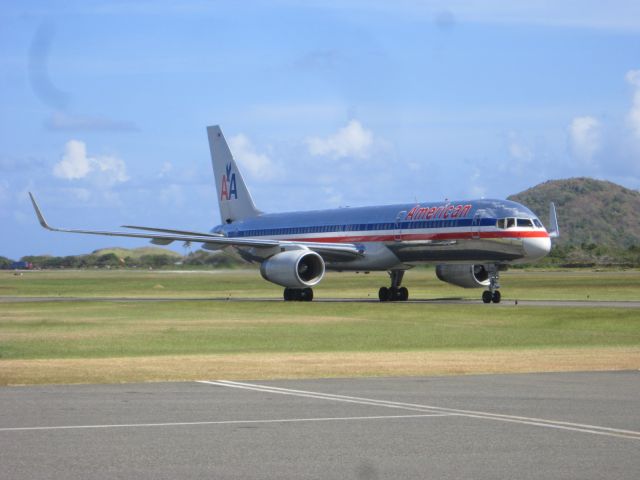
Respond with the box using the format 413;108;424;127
523;237;551;260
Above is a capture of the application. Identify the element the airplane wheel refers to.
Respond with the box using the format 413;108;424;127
284;288;310;301
398;287;409;301
378;287;389;302
302;287;314;302
492;291;501;304
389;287;399;301
482;290;492;304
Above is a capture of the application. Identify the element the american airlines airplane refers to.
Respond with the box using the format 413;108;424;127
30;125;559;303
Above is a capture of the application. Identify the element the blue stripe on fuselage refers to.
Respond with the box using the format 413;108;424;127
214;199;540;238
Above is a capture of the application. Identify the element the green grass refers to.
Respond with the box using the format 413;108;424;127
0;269;639;362
1;269;639;384
2;268;640;301
1;299;639;360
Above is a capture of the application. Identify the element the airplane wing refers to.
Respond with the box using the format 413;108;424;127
29;193;363;259
121;225;225;237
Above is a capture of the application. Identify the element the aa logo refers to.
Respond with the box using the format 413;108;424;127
220;163;237;200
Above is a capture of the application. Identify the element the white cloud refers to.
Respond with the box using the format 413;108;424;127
229;134;276;179
160;184;185;207
468;168;486;198
469;185;486;198
499;133;536;177
0;179;9;206
322;186;344;207
626;69;640;138
407;161;421;172
45;111;138;132
158;161;173;178
508;140;533;163
65;187;91;202
18;2;640;32
307;120;374;159
569;116;601;162
53;139;129;185
53;140;91;179
92;155;129;184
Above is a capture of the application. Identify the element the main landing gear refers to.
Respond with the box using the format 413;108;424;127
379;270;409;302
482;266;501;304
283;287;314;302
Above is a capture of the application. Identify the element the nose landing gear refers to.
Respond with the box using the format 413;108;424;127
482;266;501;303
379;270;409;302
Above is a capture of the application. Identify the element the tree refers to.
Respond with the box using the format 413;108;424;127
139;254;173;268
0;256;14;269
96;253;121;268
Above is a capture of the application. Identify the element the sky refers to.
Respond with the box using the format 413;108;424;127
2;0;640;259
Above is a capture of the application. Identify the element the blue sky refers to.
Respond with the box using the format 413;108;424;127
2;1;640;259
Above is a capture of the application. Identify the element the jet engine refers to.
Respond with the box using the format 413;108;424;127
260;250;325;288
435;264;490;288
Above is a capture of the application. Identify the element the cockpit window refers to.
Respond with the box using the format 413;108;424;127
497;217;539;229
517;218;533;228
496;217;517;229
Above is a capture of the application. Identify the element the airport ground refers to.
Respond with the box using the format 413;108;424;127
1;373;639;479
0;268;638;385
2;269;639;479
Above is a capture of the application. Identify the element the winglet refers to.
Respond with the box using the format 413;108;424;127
548;202;560;238
29;192;54;231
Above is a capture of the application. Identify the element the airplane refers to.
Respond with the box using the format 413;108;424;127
29;125;559;303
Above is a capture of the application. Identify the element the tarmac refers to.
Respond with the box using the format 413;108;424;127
1;371;639;479
1;296;640;308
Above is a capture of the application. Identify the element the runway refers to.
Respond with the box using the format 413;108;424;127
1;372;639;479
1;295;639;308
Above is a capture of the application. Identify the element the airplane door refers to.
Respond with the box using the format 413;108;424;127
471;213;481;239
395;211;406;242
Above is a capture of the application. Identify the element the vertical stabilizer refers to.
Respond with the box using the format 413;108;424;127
207;125;261;223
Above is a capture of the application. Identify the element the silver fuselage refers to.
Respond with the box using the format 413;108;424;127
213;198;551;271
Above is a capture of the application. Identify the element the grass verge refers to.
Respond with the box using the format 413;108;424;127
1;269;639;385
3;347;638;385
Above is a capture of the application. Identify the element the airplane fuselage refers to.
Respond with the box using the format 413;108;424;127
213;198;551;271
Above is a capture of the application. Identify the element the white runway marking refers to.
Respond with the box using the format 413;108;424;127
0;414;447;433
202;380;640;441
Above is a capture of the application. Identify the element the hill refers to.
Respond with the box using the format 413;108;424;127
11;247;244;270
508;177;640;250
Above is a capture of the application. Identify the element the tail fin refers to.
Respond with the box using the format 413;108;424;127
207;125;261;224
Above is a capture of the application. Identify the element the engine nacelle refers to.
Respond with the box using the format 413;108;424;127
260;250;325;288
435;264;490;288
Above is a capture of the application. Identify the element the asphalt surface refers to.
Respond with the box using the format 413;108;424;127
1;372;639;479
2;295;640;308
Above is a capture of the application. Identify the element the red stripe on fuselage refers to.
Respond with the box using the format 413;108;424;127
283;230;550;243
